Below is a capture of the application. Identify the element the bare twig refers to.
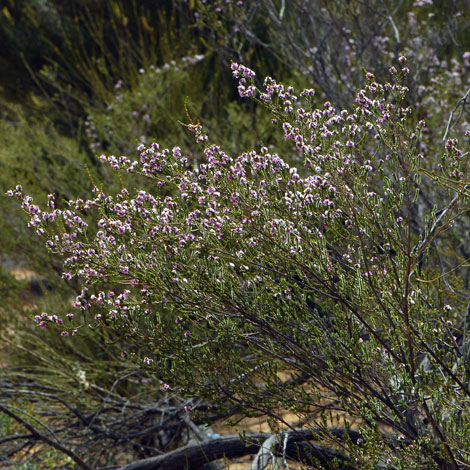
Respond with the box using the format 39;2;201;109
442;87;470;141
0;403;93;470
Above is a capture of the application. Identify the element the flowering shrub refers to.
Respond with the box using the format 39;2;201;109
10;62;470;469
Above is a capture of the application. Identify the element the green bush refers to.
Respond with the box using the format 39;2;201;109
14;60;470;468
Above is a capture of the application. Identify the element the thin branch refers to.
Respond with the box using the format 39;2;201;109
442;87;470;141
0;433;32;445
0;403;93;470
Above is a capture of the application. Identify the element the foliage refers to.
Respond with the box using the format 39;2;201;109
3;1;470;469
11;58;470;469
185;0;470;108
